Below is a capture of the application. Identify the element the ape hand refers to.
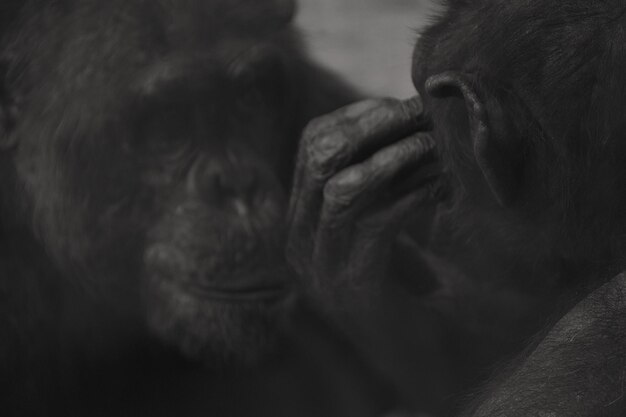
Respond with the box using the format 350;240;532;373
286;97;440;298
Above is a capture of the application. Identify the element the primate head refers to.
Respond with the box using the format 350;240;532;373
0;0;352;364
412;0;626;277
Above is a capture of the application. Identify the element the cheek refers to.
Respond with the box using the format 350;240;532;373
16;140;152;291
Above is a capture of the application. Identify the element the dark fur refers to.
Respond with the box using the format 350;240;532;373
0;0;357;413
411;0;626;414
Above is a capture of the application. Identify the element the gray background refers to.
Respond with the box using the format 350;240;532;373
297;0;436;98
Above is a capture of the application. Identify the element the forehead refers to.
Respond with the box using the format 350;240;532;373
5;0;298;138
16;0;290;64
412;0;615;79
9;0;296;100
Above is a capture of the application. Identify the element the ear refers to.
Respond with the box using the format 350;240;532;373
425;71;524;206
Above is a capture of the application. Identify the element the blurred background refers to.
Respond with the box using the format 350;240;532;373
297;0;437;98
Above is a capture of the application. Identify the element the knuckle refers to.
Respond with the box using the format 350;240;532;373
323;182;352;212
323;169;366;209
302;117;327;140
302;111;342;140
307;130;352;177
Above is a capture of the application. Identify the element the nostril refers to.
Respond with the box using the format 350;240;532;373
186;156;260;204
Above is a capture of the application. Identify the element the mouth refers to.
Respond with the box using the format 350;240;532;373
184;271;292;302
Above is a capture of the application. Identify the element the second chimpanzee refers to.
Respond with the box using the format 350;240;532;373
288;0;626;415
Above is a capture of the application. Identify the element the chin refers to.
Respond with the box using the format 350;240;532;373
143;275;297;367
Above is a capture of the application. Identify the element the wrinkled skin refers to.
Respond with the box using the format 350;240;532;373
287;0;626;415
287;97;441;298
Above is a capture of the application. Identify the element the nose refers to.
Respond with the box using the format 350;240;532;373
186;154;260;205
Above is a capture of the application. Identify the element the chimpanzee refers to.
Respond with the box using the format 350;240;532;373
287;0;626;415
0;0;418;415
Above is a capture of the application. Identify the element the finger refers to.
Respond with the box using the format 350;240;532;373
311;133;439;282
319;132;437;227
290;96;427;205
328;96;428;161
287;96;428;265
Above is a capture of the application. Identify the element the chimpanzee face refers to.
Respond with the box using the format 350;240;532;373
4;0;305;363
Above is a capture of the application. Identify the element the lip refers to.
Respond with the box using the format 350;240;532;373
186;281;291;303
